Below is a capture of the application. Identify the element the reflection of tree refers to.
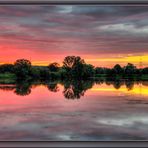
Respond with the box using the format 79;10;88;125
141;81;148;86
47;83;59;92
63;84;84;99
95;79;104;85
0;79;143;98
125;81;134;91
62;80;94;99
105;80;112;86
14;81;32;96
0;85;16;91
105;80;123;89
105;80;135;91
112;80;123;90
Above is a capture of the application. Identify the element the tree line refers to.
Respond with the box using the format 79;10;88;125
0;56;148;81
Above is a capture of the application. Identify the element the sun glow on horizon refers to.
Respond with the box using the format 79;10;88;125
0;54;148;68
85;55;148;68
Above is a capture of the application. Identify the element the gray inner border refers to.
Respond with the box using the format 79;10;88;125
0;0;148;147
0;0;148;4
1;141;148;147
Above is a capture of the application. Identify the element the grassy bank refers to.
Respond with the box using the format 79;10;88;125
141;75;148;80
0;72;148;85
92;74;148;81
0;73;16;84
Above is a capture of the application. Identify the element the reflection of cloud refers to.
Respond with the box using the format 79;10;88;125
0;83;148;140
96;116;148;126
56;134;71;140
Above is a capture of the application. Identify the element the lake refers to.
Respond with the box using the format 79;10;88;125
0;80;148;140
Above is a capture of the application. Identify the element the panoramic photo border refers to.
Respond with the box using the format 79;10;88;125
0;0;148;147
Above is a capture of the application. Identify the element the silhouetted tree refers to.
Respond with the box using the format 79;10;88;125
0;56;147;83
62;56;96;79
0;64;14;73
30;67;41;79
58;68;67;79
14;59;32;79
83;64;95;78
63;56;85;70
71;62;84;79
40;68;50;80
124;63;137;75
113;64;123;74
95;67;105;74
48;62;60;72
141;67;148;74
104;68;113;76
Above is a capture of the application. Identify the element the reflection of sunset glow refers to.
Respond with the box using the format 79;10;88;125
91;84;148;96
129;85;148;96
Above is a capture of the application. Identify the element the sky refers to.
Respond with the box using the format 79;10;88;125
0;5;148;68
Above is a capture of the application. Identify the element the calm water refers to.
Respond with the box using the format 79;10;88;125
0;80;148;140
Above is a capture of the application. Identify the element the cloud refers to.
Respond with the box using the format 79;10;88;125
99;23;148;36
0;5;148;64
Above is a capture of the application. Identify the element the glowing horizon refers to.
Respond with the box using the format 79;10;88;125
0;54;148;68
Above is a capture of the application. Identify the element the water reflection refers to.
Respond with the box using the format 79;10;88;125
62;80;94;99
0;85;15;91
0;80;148;99
0;80;148;140
14;81;32;96
47;83;59;92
